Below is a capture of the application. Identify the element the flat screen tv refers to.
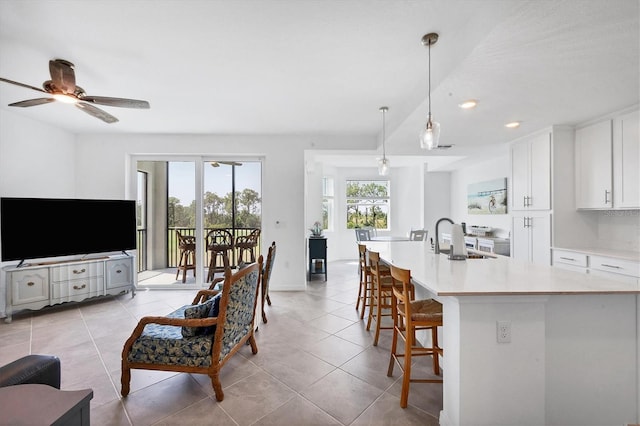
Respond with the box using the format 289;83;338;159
1;197;136;263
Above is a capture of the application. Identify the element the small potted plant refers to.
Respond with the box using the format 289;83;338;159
309;221;323;237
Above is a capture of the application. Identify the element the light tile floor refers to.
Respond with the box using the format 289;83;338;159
0;260;442;425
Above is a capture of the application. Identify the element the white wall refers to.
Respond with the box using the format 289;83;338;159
0;109;77;197
450;153;511;238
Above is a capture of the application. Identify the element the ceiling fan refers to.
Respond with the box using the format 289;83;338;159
0;58;150;124
210;161;243;167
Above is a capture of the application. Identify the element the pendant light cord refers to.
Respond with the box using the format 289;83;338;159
428;40;432;118
382;108;386;158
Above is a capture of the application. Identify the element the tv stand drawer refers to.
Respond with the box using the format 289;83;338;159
51;262;103;281
51;277;104;302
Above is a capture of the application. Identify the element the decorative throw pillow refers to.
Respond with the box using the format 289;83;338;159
181;297;216;338
202;292;222;335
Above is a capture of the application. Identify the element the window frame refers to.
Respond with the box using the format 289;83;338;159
345;179;390;230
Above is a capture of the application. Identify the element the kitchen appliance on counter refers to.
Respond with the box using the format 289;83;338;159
477;237;510;256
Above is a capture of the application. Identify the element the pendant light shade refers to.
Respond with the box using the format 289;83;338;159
378;106;389;176
419;32;440;150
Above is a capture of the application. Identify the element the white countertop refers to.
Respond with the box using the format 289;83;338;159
552;246;640;262
365;241;640;296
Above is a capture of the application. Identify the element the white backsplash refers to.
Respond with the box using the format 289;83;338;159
595;210;640;252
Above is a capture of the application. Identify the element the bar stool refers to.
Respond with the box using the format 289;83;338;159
206;229;234;282
175;231;196;283
366;250;413;346
236;228;261;263
356;244;373;319
387;263;443;408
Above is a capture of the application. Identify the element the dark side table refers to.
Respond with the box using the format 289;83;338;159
0;384;93;425
308;237;327;281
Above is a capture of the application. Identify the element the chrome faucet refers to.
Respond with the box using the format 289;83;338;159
434;217;454;254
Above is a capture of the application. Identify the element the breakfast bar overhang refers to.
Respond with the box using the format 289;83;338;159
367;241;640;426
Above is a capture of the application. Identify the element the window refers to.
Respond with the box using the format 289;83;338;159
346;180;389;230
322;177;334;230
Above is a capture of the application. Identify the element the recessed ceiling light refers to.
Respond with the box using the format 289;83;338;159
459;100;478;109
505;121;521;128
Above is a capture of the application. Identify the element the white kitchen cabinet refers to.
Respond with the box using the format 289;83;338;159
552;248;639;284
613;110;639;208
512;212;551;265
575;120;613;209
511;132;551;211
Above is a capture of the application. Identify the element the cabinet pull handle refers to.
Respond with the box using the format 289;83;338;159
73;284;87;290
73;268;86;274
116;269;122;274
527;196;531;207
601;264;621;269
560;257;576;261
523;196;527;207
27;281;35;286
604;190;611;204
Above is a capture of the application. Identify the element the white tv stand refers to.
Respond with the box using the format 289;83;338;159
4;254;135;323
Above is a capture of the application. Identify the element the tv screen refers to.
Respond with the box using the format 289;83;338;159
1;197;136;262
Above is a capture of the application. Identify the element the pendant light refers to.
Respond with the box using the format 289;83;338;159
419;32;440;150
378;106;390;176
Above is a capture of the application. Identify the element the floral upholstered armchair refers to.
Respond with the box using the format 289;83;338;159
120;256;263;401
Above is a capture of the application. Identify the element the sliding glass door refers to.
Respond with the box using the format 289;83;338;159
134;157;261;289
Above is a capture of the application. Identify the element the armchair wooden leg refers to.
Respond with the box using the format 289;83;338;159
121;364;131;397
210;373;224;401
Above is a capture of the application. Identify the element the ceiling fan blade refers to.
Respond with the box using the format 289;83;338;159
80;95;150;109
0;77;47;93
75;102;118;123
49;59;76;94
9;98;56;107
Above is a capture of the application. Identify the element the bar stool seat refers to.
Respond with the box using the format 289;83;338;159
388;263;443;408
366;250;413;346
206;229;234;282
236;228;261;263
175;231;196;283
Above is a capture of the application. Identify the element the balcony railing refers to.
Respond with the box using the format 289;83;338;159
136;227;261;273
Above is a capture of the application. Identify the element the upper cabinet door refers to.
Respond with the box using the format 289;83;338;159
575;120;613;209
529;134;551;210
510;133;551;211
511;141;530;210
614;110;639;209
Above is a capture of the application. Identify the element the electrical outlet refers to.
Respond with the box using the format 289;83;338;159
497;321;511;343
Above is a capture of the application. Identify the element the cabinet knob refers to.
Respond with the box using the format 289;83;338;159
115;269;122;274
27;281;35;286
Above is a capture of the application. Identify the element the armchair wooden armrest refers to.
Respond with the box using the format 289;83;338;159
192;289;220;304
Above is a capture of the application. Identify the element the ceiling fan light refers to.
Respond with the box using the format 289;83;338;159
378;157;390;176
420;117;440;150
53;93;77;104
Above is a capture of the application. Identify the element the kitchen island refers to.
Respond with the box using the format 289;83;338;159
366;241;639;426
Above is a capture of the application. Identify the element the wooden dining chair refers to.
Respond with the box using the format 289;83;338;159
387;263;443;408
409;229;427;241
366;250;411;346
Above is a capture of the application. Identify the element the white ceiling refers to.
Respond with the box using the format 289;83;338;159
0;0;638;169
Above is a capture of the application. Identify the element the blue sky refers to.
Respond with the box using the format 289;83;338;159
168;161;261;206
